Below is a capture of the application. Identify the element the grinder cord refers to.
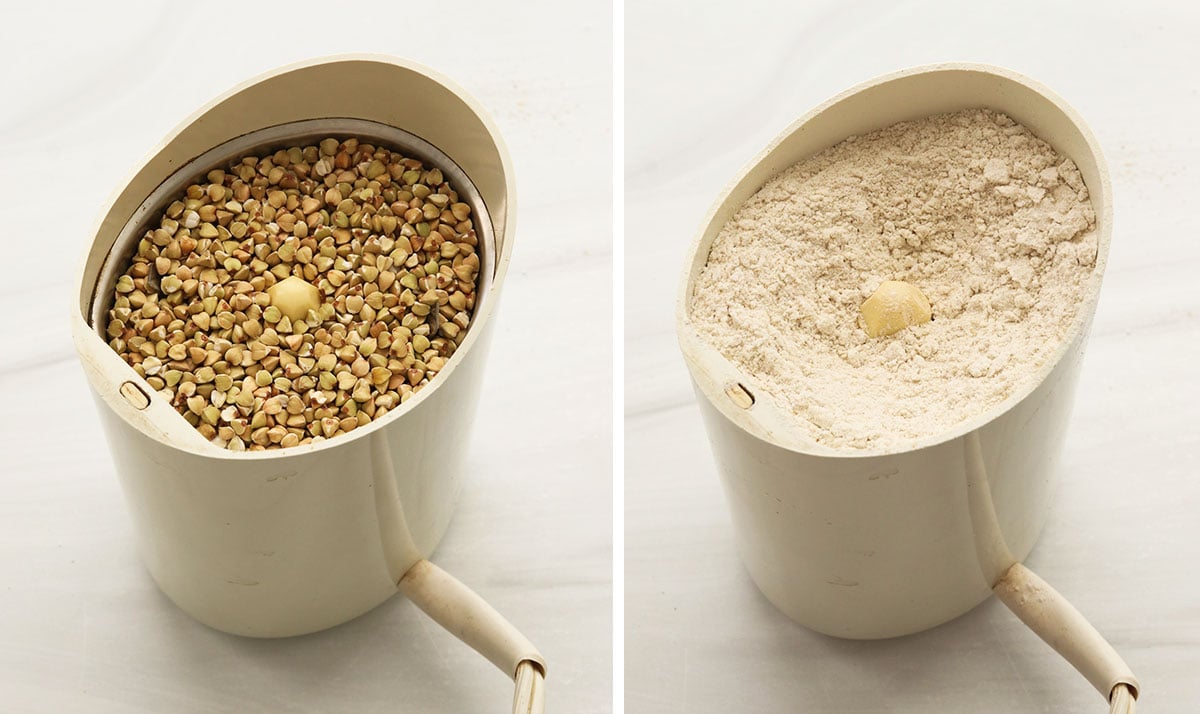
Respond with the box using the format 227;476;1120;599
398;559;546;713
993;563;1138;713
1109;683;1136;714
513;660;546;714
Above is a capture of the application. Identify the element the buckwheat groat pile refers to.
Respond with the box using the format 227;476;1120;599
105;137;481;451
690;110;1098;450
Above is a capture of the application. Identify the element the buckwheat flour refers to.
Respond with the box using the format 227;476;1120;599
690;110;1098;450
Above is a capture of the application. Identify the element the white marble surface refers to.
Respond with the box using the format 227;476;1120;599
0;2;610;711
626;1;1199;712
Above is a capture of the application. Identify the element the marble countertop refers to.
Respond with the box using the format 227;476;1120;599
625;1;1200;712
0;2;611;711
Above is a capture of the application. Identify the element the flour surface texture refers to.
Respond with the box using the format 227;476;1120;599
690;110;1097;450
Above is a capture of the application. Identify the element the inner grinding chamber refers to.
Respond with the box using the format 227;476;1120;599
87;117;497;454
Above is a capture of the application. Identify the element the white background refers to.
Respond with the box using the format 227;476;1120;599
0;2;611;712
626;1;1199;712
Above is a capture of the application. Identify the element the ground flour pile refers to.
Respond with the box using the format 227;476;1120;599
690;110;1098;450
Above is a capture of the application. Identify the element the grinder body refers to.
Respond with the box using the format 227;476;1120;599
72;55;516;637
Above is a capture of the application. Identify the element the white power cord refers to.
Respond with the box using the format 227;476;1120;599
513;660;546;714
398;559;546;714
1109;682;1136;714
965;433;1138;712
993;562;1139;713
